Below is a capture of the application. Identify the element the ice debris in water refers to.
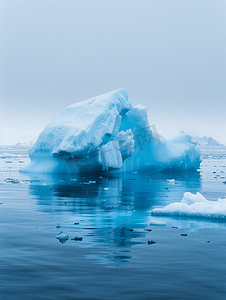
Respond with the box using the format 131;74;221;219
20;88;201;174
166;179;175;183
152;192;226;219
71;237;83;241
56;232;69;243
148;240;156;245
4;178;20;184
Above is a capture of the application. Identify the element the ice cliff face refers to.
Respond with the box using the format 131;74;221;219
21;88;201;174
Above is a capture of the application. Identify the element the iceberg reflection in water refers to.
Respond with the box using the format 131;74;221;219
27;171;202;255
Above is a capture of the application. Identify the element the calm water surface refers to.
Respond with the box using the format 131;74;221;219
0;146;226;299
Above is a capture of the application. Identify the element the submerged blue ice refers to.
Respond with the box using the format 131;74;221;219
21;88;201;174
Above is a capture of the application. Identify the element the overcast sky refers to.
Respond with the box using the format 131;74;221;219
1;0;226;144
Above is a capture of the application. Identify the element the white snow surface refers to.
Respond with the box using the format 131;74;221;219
152;192;226;219
21;88;201;174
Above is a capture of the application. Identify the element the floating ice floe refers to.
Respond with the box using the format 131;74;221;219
151;192;226;220
21;88;201;174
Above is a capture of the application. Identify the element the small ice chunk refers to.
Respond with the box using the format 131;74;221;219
56;232;69;243
148;240;156;245
166;179;175;183
71;237;83;241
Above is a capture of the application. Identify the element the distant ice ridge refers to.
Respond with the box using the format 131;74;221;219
152;192;226;220
180;130;224;147
21;88;201;174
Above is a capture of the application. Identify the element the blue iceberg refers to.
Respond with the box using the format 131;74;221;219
21;88;201;174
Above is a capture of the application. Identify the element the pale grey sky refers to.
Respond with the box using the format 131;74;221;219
1;0;226;144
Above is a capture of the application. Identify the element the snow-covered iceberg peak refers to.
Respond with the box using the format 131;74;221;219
22;88;135;173
21;88;201;174
31;88;131;159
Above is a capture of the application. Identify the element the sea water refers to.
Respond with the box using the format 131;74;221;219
0;145;226;299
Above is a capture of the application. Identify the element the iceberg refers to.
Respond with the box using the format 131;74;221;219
21;88;201;174
151;192;226;220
